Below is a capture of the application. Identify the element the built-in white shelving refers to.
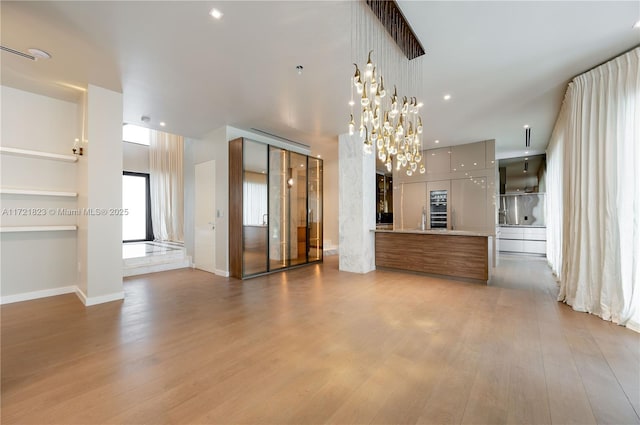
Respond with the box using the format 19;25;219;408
0;146;78;163
0;225;77;233
0;188;78;197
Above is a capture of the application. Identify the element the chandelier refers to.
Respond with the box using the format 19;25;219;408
348;1;426;176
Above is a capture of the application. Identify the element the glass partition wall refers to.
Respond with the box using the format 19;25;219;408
242;140;268;275
230;138;323;279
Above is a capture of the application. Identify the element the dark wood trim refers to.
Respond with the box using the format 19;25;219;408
375;232;488;281
228;138;244;279
365;0;425;60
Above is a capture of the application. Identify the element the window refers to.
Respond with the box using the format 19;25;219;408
122;172;152;241
123;124;150;146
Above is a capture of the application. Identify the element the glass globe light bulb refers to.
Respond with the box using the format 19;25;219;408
360;83;369;106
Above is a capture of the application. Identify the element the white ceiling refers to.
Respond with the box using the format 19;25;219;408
2;1;638;160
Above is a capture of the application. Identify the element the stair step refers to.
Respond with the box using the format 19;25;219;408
124;258;191;277
124;249;186;267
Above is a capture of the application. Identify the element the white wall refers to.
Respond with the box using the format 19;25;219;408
322;158;339;252
123;141;149;173
77;84;124;304
1;86;78;299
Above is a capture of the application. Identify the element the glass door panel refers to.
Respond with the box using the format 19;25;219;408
308;158;323;262
288;153;307;266
242;140;268;276
269;147;288;271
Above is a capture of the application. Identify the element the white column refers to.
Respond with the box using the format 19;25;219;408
338;132;376;273
76;84;124;305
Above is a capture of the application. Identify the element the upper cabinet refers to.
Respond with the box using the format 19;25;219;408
450;142;486;172
485;140;496;167
392;139;497;233
451;177;487;231
425;147;451;175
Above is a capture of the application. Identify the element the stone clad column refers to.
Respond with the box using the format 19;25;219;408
338;132;376;273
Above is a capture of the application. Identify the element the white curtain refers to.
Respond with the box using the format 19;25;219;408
243;172;268;226
546;47;640;330
149;130;184;242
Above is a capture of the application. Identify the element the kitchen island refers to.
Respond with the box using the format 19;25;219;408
374;229;493;282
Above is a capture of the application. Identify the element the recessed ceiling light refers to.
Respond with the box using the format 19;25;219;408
523;124;530;129
159;121;166;127
634;19;640;29
443;94;451;101
317;154;321;158
431;153;436;156
473;162;477;166
435;140;439;143
27;48;51;59
209;8;223;19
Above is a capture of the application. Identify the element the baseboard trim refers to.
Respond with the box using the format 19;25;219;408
215;269;230;277
75;288;125;306
1;285;77;305
626;319;640;333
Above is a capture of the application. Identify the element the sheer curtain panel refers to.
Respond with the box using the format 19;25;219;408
547;47;639;331
150;130;184;242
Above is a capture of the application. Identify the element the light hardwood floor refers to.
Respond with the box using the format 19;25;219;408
2;254;639;424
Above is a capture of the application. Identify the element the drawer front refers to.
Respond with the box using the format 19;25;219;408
523;227;546;241
498;239;524;252
522;240;546;254
499;227;524;239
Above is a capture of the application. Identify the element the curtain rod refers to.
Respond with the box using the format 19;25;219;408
570;44;639;81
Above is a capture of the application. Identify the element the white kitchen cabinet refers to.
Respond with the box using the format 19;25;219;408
523;227;546;241
450;177;487;231
498;225;546;255
522;240;546;254
451;142;486;172
399;182;426;229
498;239;524;252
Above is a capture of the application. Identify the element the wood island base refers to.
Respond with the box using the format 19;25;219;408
375;230;490;282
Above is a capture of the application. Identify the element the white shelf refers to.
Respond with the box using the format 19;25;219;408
0;146;78;163
0;225;77;233
0;188;78;197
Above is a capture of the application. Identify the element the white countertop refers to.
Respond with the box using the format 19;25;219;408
499;224;546;228
373;228;494;237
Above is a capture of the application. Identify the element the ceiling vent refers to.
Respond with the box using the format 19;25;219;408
1;45;51;60
1;45;36;60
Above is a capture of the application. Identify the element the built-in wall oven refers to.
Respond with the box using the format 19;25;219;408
430;190;447;229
